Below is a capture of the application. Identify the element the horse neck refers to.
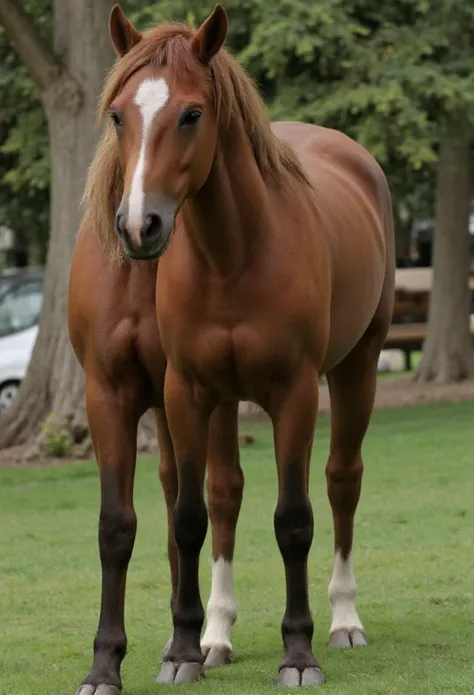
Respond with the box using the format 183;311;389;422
182;115;270;278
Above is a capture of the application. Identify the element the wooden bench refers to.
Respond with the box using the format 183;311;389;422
383;268;474;371
384;322;427;371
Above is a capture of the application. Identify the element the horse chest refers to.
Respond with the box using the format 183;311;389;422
175;319;300;406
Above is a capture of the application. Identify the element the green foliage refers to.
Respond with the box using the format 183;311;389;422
240;2;474;160
1;110;49;191
128;0;254;50
40;413;72;458
0;0;51;257
237;0;474;217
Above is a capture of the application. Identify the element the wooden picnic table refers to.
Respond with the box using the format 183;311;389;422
393;268;474;321
386;268;474;370
395;267;474;293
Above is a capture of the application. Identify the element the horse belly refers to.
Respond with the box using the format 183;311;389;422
325;252;387;370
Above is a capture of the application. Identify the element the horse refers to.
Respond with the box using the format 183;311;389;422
84;2;395;688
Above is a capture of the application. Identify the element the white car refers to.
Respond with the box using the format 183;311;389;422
0;269;44;412
0;325;39;410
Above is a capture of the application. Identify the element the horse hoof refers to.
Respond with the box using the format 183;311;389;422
156;661;204;684
329;628;367;648
301;668;325;686
277;668;300;687
76;686;121;695
175;662;204;683
203;645;233;668
350;629;368;647
156;661;177;684
276;667;324;687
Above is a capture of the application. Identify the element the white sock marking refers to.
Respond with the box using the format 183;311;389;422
201;557;237;652
128;77;169;231
328;550;364;634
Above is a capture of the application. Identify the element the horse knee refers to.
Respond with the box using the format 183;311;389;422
274;496;314;562
207;467;244;524
326;455;363;512
99;506;137;569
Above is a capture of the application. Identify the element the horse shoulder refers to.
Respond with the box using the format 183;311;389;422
69;220;162;391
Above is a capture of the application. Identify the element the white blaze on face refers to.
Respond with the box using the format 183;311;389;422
128;77;169;232
201;557;237;653
328;550;364;634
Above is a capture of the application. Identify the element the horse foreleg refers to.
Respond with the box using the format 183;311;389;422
76;376;140;695
201;401;243;668
155;408;179;659
325;331;382;648
156;368;209;685
271;368;324;687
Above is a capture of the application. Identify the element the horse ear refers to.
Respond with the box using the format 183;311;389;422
191;4;228;65
109;4;142;57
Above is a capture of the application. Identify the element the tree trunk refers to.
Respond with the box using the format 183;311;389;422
393;207;413;266
0;0;158;459
414;115;474;383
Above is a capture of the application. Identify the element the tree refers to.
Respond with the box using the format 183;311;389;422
0;0;116;456
414;115;474;381
346;1;474;382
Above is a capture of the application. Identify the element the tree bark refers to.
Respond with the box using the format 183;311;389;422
393;206;413;266
0;1;157;458
414;115;474;383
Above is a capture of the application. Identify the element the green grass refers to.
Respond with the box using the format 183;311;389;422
1;401;473;695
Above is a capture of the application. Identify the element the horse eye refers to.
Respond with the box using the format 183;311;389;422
109;111;123;128
178;109;202;129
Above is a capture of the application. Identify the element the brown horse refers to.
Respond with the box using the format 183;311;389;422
78;1;395;689
67;19;245;695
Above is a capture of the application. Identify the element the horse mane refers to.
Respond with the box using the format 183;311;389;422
83;21;310;260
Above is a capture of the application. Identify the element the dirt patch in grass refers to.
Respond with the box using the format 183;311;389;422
320;375;474;412
1;376;474;467
242;376;474;417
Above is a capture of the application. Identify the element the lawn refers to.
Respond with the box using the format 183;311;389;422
0;401;473;695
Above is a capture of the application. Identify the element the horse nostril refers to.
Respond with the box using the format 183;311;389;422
116;213;127;238
141;212;162;241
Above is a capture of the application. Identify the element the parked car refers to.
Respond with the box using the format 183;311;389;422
0;267;44;412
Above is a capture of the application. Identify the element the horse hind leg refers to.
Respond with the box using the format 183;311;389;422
325;324;386;649
200;401;243;669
